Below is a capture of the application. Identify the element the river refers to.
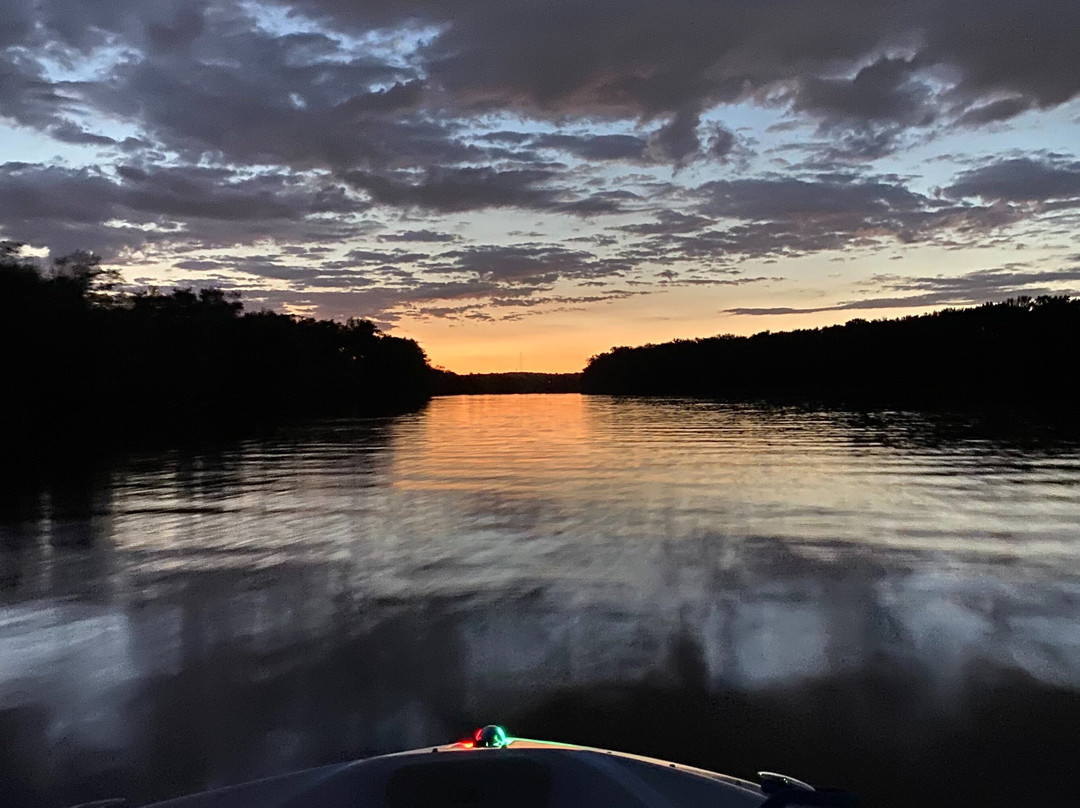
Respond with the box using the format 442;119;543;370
2;395;1079;807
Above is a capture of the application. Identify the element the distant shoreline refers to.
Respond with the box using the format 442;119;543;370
432;371;581;395
581;296;1080;417
6;243;1078;452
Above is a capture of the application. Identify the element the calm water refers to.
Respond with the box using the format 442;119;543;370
2;395;1079;807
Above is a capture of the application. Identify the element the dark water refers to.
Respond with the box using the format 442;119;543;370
2;396;1079;807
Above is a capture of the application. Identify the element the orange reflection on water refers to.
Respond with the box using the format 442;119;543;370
385;394;1080;563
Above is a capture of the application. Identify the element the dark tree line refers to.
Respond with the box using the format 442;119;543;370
432;371;582;395
582;297;1080;413
0;242;434;445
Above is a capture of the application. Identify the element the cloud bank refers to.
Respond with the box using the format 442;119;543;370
1;0;1078;328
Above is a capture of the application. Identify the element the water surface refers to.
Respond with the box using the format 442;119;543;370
2;395;1079;807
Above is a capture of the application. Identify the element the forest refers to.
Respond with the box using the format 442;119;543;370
0;242;433;446
433;371;582;395
582;296;1080;413
6;237;1079;447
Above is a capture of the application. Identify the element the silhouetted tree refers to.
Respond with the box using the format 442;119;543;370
582;297;1080;413
432;371;582;395
1;243;435;447
50;249;122;304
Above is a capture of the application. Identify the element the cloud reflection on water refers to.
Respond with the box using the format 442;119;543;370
1;396;1079;807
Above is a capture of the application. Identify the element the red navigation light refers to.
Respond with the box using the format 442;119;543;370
456;725;508;749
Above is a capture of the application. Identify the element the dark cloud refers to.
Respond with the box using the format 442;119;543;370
772;58;940;159
619;210;715;236
3;1;1079;325
791;59;930;125
232;260;380;289
726;264;1080;315
410;286;643;322
0;52;78;131
166;252;421;292
0;1;34;47
613;175;1025;264
699;176;926;220
343;166;625;215
758;59;931;159
288;0;1080;127
389;1;902;117
334;80;427;116
873;265;1080;297
47;122;119;146
146;3;207;52
646;107;703;165
10;0;1080;175
922;0;1080;111
441;244;631;284
944;157;1080;204
707;126;737;161
339;249;426;265
73;21;460;172
172;258;228;271
143;239;638;324
531;133;649;162
242;276;569;324
6;3;1078;177
477;131;533;145
343;167;557;212
956;97;1034;127
0;162;367;255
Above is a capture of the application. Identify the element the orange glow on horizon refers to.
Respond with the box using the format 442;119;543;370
399;302;977;375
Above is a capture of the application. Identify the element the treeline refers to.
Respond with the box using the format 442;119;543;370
582;297;1080;412
1;242;433;443
433;371;581;395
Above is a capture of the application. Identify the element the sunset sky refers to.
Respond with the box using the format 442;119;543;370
2;1;1079;372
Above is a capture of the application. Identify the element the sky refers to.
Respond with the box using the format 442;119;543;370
2;1;1079;372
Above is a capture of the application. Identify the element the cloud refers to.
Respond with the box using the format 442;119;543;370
46;122;120;146
0;161;367;254
343;167;556;212
615;175;1024;263
10;0;1080;174
338;248;426;265
0;52;79;132
3;1;1079;327
7;4;1079;177
698;175;926;220
791;58;931;126
921;0;1080;111
0;1;33;47
706;126;738;161
343;166;625;215
530;133;650;162
956;97;1034;127
145;3;207;52
646;106;703;165
136;238;639;325
725;264;1080;315
290;0;1080;127
72;21;460;172
944;157;1080;204
440;244;631;284
619;210;715;236
377;229;459;243
780;57;936;158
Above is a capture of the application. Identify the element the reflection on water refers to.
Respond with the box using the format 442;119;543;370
2;396;1079;808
